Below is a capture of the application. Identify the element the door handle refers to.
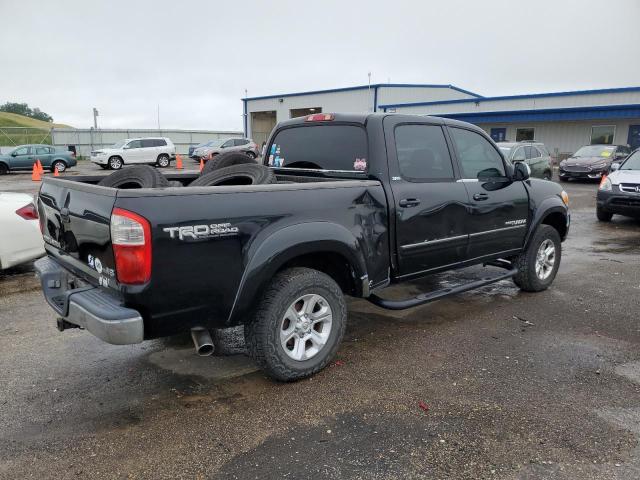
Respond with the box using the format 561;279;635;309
399;198;421;208
473;193;489;201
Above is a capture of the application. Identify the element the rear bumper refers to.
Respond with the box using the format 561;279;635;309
34;256;144;345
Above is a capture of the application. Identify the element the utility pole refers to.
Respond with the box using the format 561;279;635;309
92;108;99;129
157;104;160;130
367;72;372;112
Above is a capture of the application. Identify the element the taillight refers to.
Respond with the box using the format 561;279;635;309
110;208;152;284
15;203;38;220
305;113;334;122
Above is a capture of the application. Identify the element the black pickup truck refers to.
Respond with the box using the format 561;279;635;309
35;113;570;381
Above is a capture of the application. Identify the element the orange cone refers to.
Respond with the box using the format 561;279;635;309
36;159;44;174
176;154;183;170
31;162;41;181
54;165;60;177
199;158;204;172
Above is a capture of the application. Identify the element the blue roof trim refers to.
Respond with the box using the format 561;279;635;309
244;83;482;101
436;103;640;124
379;86;640;109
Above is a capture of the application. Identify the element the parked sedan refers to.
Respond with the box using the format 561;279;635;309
192;138;259;161
559;144;631;181
0;144;77;175
596;149;640;221
498;141;553;179
0;193;44;269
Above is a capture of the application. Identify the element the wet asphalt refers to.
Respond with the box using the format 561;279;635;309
1;167;640;479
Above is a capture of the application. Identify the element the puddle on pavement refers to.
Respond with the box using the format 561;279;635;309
147;347;258;381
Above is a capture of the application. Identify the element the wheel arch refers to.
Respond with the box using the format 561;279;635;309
526;201;569;247
0;161;9;172
228;222;368;325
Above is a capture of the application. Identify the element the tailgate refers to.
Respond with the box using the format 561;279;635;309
38;178;117;286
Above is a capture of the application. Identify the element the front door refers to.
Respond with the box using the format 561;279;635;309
123;139;144;163
490;128;507;143
11;146;34;170
384;117;471;278
628;125;640;150
447;126;529;260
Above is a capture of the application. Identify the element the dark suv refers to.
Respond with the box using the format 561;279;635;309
559;144;630;181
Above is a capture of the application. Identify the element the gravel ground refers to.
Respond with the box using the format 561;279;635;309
1;177;640;479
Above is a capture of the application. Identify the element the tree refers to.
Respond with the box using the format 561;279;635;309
0;102;53;122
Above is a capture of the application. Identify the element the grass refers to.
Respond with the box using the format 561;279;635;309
0;112;73;147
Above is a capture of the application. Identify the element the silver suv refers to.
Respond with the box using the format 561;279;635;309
192;138;259;161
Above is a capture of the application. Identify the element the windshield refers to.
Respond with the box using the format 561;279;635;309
621;151;640;170
498;146;513;157
573;145;616;157
199;140;224;148
111;140;127;148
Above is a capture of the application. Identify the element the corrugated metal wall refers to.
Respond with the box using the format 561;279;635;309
51;129;243;157
476;120;639;156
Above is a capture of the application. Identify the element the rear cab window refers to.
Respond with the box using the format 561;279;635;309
265;125;368;173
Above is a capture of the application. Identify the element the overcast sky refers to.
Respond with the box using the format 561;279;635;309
1;0;639;131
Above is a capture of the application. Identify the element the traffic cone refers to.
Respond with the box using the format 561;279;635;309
36;159;44;174
31;163;41;181
176;154;183;170
199;158;204;172
54;165;60;177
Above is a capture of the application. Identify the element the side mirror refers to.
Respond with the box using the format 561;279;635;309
610;162;621;172
513;161;530;181
11;152;17;157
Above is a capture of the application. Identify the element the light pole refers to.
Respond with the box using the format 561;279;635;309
92;108;99;129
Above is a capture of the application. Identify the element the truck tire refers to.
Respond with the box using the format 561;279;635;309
200;151;256;176
189;163;276;187
512;224;561;292
244;268;347;382
98;165;170;189
596;207;613;222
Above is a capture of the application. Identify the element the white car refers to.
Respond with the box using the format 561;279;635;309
0;193;45;269
90;137;176;170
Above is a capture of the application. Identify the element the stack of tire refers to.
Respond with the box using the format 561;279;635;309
97;152;275;189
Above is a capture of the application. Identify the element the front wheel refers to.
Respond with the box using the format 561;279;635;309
596;207;613;222
244;267;347;382
108;156;123;170
543;170;552;180
513;225;562;292
156;154;170;168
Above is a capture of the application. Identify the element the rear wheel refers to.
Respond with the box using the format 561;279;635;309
513;225;561;292
108;156;123;170
156;154;170;168
596;207;613;222
51;160;66;173
244;268;347;381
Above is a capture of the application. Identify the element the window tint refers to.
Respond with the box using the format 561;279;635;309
525;146;541;159
267;125;367;171
238;139;249;146
450;127;505;179
154;139;167;147
35;146;49;155
394;124;454;181
14;146;30;155
538;145;550;156
127;140;142;149
222;140;234;147
512;147;526;162
141;139;155;148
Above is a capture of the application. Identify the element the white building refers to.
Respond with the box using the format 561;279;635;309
244;84;640;159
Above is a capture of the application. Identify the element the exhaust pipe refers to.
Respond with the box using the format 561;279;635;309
191;327;214;356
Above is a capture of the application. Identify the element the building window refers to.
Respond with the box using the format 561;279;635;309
590;125;615;145
516;128;535;142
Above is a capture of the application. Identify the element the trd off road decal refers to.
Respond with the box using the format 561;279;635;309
163;223;239;241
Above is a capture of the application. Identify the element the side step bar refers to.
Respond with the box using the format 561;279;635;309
367;261;518;311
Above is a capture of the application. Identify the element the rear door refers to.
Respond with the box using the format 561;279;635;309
34;145;52;168
447;126;529;260
383;117;471;276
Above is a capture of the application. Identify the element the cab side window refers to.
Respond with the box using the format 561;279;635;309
35;147;49;155
395;124;455;181
127;140;142;149
449;127;505;179
525;146;541;160
14;147;30;155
